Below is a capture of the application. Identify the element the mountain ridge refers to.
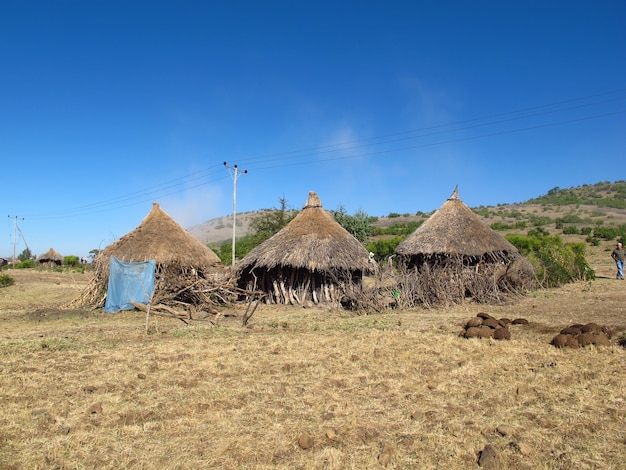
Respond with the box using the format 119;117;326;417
188;181;626;245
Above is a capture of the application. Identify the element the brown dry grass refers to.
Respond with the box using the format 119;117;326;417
1;241;625;469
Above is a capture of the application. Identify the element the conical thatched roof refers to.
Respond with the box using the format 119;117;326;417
38;248;63;262
237;191;371;273
98;203;221;268
395;187;519;258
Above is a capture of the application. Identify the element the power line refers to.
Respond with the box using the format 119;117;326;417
17;89;626;221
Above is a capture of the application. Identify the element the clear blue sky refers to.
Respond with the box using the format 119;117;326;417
1;1;625;259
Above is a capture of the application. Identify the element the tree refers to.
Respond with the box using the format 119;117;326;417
213;197;296;265
18;248;32;261
88;249;100;261
249;197;295;240
333;205;374;242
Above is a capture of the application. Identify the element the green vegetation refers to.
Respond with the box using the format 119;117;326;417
528;181;626;209
15;260;35;269
490;221;527;231
373;221;422;236
333;205;376;242
17;248;32;262
213;197;296;264
529;215;553;227
64;255;80;267
592;224;626;242
506;232;595;287
365;237;403;261
0;273;15;288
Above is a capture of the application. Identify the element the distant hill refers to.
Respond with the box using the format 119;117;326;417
187;181;626;245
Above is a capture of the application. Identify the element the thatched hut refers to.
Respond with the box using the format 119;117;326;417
73;202;223;308
37;248;64;268
394;187;535;305
236;191;372;305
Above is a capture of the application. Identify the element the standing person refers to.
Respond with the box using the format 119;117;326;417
611;242;625;279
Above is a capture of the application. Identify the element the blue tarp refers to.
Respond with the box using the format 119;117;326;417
104;256;156;313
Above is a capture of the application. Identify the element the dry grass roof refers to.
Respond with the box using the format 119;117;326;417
97;203;221;269
37;248;63;262
237;191;371;273
395;187;519;258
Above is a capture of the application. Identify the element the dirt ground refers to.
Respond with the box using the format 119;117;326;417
0;242;625;469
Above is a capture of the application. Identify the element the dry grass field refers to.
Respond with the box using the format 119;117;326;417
1;241;625;469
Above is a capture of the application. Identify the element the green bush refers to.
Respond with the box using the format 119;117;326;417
586;236;601;246
0;274;15;288
16;260;35;269
580;227;593;235
374;221;422;236
64;255;80;267
365;237;403;261
593;224;626;242
562;226;579;235
556;214;584;224
506;233;595;287
490;222;510;231
529;215;553;227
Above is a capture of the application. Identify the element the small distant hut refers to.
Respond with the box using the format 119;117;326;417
394;187;535;305
72;203;223;309
236;191;372;305
37;248;64;268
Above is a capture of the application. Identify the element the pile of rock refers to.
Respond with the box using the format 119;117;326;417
550;322;612;348
459;312;529;340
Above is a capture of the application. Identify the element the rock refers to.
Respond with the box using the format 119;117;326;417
88;402;103;415
378;451;391;466
560;326;582;336
511;318;528;325
482;318;500;329
577;332;595;347
565;336;579;349
493;327;511;340
498;318;512;325
378;442;393;466
582;322;601;334
466;317;483;328
477;326;494;338
478;443;499;468
551;334;568;348
298;433;313;449
464;327;481;338
496;425;514;437
82;385;97;393
509;441;533;455
57;425;71;435
594;332;611;346
477;312;495;320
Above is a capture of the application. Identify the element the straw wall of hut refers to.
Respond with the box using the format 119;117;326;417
37;248;64;268
71;203;223;308
394;187;535;305
236;192;372;305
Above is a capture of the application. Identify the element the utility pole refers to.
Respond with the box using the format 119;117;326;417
8;215;24;262
224;162;247;266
